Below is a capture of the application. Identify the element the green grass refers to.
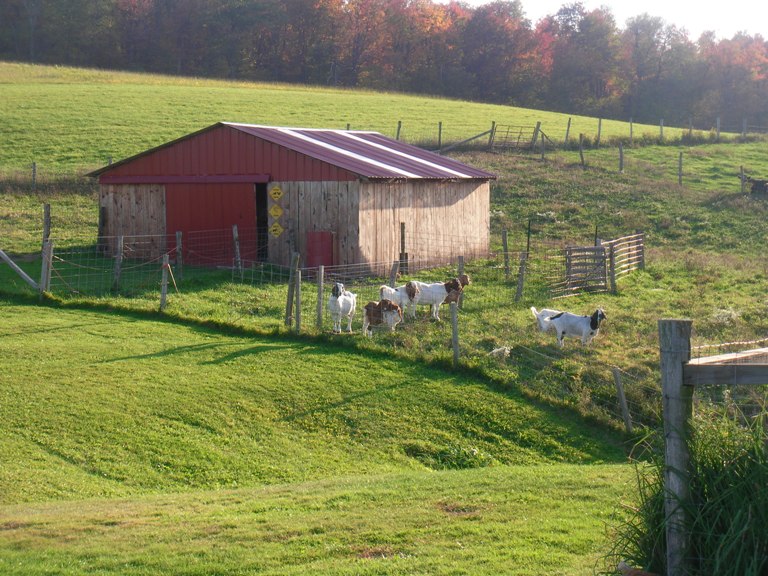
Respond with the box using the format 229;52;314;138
0;301;631;574
0;61;729;173
0;464;632;576
2;61;768;575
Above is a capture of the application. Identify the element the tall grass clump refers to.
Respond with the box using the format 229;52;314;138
604;401;768;575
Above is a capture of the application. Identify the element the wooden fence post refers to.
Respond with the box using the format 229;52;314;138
112;235;124;293
437;121;443;152
612;367;633;434
502;230;510;279
659;319;694;576
678;152;683;185
232;224;243;280
160;254;169;311
457;255;465;309
42;203;51;252
285;252;300;327
608;243;617;294
399;222;408;274
39;240;53;294
396;120;402;140
175;231;183;281
564;117;571;146
514;252;528;302
596;118;602;147
488;121;496;151
389;260;400;287
530;121;541;150
618;143;624;173
316;265;324;330
451;302;459;368
638;231;645;270
578;134;585;168
294;268;302;334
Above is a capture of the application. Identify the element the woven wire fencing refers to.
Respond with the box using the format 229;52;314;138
37;226;653;431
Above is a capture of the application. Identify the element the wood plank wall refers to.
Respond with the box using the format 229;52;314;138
358;180;490;267
99;184;167;258
267;181;361;267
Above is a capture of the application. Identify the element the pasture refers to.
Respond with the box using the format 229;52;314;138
2;62;768;575
0;302;631;575
0;61;730;174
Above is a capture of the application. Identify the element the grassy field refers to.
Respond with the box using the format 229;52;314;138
0;61;728;173
0;302;632;575
1;62;768;575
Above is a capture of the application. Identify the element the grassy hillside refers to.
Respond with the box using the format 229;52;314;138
0;61;715;173
2;62;767;575
0;302;631;575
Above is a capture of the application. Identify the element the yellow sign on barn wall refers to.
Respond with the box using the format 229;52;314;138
269;185;283;201
269;204;283;219
270;222;284;237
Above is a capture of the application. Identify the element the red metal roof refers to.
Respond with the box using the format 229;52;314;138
226;123;496;180
89;122;496;181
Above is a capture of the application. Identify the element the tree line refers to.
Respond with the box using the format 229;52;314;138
3;0;767;129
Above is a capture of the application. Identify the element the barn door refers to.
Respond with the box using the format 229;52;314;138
255;183;268;261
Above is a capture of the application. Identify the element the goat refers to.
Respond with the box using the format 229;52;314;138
530;306;563;333
379;281;419;319
488;346;510;361
544;308;606;347
327;282;356;333
362;298;403;337
409;277;463;320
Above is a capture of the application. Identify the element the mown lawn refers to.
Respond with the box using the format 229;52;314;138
0;301;632;575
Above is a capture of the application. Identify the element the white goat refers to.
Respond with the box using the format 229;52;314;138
327;282;357;333
379;281;419;319
488;346;511;361
362;299;403;337
410;277;464;320
530;306;563;333
544;308;607;347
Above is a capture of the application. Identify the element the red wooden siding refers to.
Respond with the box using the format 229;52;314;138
166;182;258;265
101;125;358;183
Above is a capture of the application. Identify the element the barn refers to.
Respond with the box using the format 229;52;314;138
89;122;496;272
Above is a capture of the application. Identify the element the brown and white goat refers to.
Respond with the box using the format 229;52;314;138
362;299;403;337
379;281;419;320
410;277;464;320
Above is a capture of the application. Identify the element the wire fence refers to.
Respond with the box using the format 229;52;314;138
24;226;657;431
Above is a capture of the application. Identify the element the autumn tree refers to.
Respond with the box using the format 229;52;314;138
460;0;537;104
546;3;624;116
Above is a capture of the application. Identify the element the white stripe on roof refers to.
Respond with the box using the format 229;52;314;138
339;131;470;178
276;127;421;178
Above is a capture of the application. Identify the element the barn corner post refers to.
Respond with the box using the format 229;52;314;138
658;319;694;576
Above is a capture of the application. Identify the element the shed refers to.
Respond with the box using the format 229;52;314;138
89;122;496;271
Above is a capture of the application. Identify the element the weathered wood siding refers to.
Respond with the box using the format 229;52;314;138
266;181;361;267
358;180;490;268
99;184;166;258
